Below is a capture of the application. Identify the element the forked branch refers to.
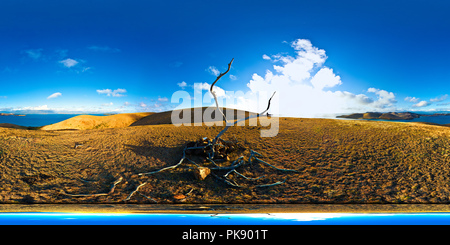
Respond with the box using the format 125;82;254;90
212;91;276;147
210;58;234;124
209;58;275;148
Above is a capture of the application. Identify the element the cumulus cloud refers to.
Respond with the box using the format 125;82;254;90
239;39;397;117
367;88;397;109
59;58;79;68
194;82;226;98
405;96;420;103
177;81;187;89
310;67;341;90
47;92;62;99
413;101;431;107
96;88;127;97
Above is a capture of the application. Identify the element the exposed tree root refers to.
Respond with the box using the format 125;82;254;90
125;182;149;201
63;176;123;197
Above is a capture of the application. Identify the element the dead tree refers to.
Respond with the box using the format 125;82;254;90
63;58;297;202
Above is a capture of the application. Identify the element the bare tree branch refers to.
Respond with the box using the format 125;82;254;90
256;178;287;188
138;147;187;176
253;157;299;173
210;58;234;124
138;157;185;176
212;91;276;147
125;182;148;201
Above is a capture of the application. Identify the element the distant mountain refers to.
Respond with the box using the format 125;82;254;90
337;112;421;120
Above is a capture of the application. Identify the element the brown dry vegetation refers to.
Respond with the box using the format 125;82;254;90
2;113;450;204
40;112;153;130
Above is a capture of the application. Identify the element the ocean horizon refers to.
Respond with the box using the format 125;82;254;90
0;114;104;127
2;111;450;128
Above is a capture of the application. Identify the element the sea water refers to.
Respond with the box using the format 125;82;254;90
0;114;101;127
1;213;450;225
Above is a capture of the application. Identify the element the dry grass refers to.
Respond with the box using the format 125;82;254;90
2;115;450;204
41;112;153;130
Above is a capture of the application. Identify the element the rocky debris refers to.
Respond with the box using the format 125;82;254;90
194;167;211;180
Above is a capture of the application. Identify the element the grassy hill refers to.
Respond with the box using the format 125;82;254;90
40;112;153;130
130;107;257;126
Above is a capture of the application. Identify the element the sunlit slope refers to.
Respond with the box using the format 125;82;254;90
130;107;257;126
40;112;153;130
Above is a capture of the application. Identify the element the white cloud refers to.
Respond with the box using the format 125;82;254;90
194;82;226;98
367;88;397;109
30;105;49;110
47;92;62;99
229;74;237;80
310;67;341;90
413;101;431;107
102;102;114;106
405;96;420;103
262;54;271;60
13;105;50;111
112;88;126;97
240;39;397;117
206;66;220;76
158;97;169;102
139;102;147;108
430;94;448;102
177;81;187;89
59;58;79;68
96;88;127;97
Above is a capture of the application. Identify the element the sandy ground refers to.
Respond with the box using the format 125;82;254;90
2;113;450;208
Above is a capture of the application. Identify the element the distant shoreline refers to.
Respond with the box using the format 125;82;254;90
0;113;25;117
337;112;450;121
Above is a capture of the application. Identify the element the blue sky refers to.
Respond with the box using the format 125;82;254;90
1;0;450;117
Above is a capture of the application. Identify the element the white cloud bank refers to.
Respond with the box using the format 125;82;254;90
231;39;398;117
96;88;127;97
